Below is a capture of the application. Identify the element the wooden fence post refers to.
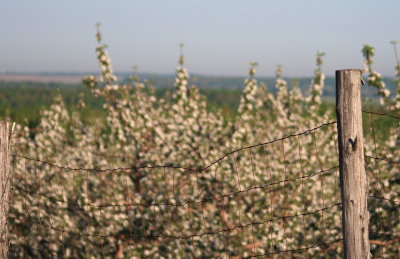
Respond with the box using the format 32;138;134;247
0;122;12;258
336;69;370;258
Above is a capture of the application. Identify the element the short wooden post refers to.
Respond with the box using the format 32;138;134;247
336;69;370;258
0;122;11;258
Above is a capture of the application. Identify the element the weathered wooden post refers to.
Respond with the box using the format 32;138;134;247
0;122;12;258
336;69;370;258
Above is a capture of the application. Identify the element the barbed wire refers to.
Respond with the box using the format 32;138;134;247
363;108;400;257
12;165;338;209
368;196;400;204
365;155;400;165
9;120;344;257
11;121;337;175
25;203;342;240
10;226;343;258
6;107;400;256
243;238;343;258
371;233;400;240
362;110;400;120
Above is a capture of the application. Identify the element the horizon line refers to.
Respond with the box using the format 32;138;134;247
1;70;395;79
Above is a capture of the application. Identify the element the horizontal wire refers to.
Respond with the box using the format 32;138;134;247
12;154;192;174
26;203;341;241
13;166;339;209
362;110;400;120
11;121;337;175
9;237;343;257
365;155;400;165
244;238;343;258
368;195;400;204
371;232;400;239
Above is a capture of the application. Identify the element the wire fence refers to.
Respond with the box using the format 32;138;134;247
362;110;400;257
9;121;344;258
3;107;400;258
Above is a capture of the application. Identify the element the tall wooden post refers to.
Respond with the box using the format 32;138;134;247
0;122;11;258
336;69;370;258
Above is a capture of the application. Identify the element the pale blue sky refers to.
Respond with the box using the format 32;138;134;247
0;0;399;76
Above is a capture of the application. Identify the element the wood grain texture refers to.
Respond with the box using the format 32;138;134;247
0;122;11;258
336;70;370;258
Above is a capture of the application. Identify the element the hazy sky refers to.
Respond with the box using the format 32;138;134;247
1;0;399;76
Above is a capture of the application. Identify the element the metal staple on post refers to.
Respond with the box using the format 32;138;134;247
336;69;370;258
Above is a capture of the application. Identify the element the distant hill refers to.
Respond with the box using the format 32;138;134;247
0;72;396;100
0;73;397;125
